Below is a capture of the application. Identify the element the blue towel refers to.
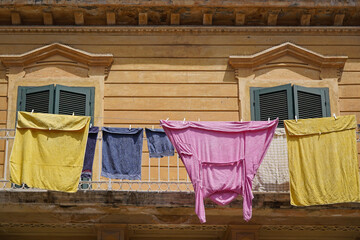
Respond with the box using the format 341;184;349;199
145;128;174;158
81;126;99;179
101;127;143;180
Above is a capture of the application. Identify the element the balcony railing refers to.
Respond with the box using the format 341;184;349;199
0;128;359;193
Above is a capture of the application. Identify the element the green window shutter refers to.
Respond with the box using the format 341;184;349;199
252;84;294;128
250;87;262;121
17;85;55;113
293;85;330;119
54;85;94;123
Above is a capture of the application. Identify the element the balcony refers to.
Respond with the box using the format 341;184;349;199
0;128;301;193
1;128;360;193
0;128;360;238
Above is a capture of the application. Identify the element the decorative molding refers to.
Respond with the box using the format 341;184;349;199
235;13;246;26
0;26;358;34
0;223;93;229
1;0;359;8
43;12;53;25
139;13;148;25
2;43;111;132
171;13;180;25
128;224;227;231
228;42;346;121
229;42;347;71
11;12;21;25
0;42;113;69
334;13;345;26
106;12;116;25
261;225;360;232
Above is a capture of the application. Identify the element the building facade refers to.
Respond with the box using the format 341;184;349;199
0;1;360;239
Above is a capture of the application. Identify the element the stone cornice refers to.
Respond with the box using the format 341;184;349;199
0;42;113;68
229;42;347;82
1;2;359;27
229;42;348;69
1;0;360;7
0;26;359;34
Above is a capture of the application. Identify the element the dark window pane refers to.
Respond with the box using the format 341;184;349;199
297;91;323;119
25;90;50;113
259;90;288;127
58;90;87;116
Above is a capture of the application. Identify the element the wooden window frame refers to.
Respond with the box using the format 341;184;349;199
17;84;95;123
250;84;331;125
293;85;330;118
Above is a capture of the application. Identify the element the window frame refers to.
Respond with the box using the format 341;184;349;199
250;84;331;125
293;85;331;119
16;84;95;123
54;84;94;118
251;84;294;122
17;84;55;113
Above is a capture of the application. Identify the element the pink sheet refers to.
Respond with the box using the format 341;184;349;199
160;119;278;223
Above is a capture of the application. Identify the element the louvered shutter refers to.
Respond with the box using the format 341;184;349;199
293;85;330;119
54;85;94;122
252;84;294;128
17;85;55;113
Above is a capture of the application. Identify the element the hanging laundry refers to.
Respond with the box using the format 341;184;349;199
160;119;278;223
252;128;289;192
101;127;143;180
284;115;360;206
81;126;99;179
10;111;90;193
145;128;174;158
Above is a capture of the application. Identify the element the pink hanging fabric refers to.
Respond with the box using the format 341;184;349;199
160;119;278;223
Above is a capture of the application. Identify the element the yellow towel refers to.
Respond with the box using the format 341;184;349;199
10;111;90;193
284;115;360;206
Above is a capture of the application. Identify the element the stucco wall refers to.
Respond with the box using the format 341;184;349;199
0;29;359;179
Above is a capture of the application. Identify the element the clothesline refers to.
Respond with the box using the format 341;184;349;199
0;110;359;139
0;109;201;123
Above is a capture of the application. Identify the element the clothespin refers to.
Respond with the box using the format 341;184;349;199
183;118;186;123
241;119;243;122
333;113;337;120
90;123;92;128
166;118;169;121
198;118;200;121
129;125;132;130
295;116;298;123
72;112;75;116
152;125;154;130
31;109;34;114
268;118;270;123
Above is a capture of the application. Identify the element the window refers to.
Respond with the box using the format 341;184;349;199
17;84;95;123
250;84;330;127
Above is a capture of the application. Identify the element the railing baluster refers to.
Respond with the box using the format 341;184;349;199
158;157;160;182
108;178;112;190
98;132;102;181
4;131;9;180
177;154;179;182
167;156;170;182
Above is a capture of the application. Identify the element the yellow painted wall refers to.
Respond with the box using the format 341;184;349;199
0;32;359;179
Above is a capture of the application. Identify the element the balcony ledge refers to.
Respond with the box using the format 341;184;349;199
0;190;360;226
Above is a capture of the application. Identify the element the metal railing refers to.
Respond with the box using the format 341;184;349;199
0;129;195;192
0;129;359;193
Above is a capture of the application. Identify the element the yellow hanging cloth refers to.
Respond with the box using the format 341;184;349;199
10;111;90;193
284;115;360;206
